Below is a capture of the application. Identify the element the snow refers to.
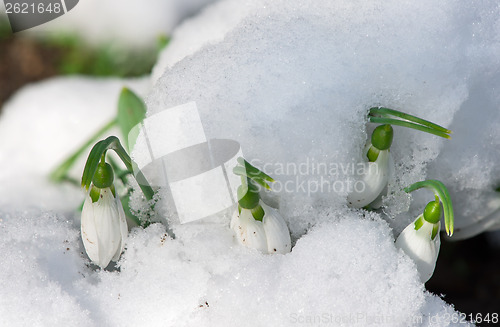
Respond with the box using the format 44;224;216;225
17;0;217;48
0;208;469;326
2;0;499;325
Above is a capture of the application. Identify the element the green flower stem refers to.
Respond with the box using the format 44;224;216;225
368;107;452;139
405;180;454;236
81;136;155;201
234;157;275;221
50;118;117;182
368;116;451;139
369;107;451;133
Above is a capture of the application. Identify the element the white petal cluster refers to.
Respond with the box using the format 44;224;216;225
230;203;291;254
395;215;440;283
81;187;128;268
347;145;393;208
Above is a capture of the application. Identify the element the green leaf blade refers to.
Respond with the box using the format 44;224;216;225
117;88;147;151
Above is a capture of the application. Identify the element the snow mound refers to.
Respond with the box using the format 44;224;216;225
149;0;500;235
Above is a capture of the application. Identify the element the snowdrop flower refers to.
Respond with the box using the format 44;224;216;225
395;180;454;283
231;202;291;254
348;107;452;209
231;157;292;254
347;124;394;208
396;200;441;283
81;161;128;268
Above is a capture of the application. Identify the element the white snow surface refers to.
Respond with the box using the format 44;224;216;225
2;0;499;325
0;208;470;326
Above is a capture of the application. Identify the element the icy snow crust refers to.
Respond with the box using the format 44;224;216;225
1;0;498;325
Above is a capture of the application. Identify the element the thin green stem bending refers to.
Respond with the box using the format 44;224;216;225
369;107;452;139
81;136;154;201
405;180;454;236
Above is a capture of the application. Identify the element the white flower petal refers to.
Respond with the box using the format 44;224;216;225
347;146;392;208
80;187;128;268
261;203;291;254
112;195;128;261
231;208;268;253
395;216;440;283
81;194;100;264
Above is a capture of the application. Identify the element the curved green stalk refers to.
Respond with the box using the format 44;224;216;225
369;107;452;139
405;180;454;236
369;107;451;133
369;117;451;139
234;157;276;221
81;136;154;201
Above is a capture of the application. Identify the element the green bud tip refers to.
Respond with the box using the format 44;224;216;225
371;124;394;151
431;223;440;240
89;185;101;203
414;216;424;231
423;197;441;224
251;204;265;221
237;181;260;209
92;162;114;189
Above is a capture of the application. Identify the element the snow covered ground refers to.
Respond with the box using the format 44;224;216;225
2;0;500;325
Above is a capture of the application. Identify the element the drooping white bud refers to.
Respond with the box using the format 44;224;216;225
81;187;128;268
395;215;440;283
347;145;393;208
230;207;268;253
231;202;291;254
261;203;292;254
